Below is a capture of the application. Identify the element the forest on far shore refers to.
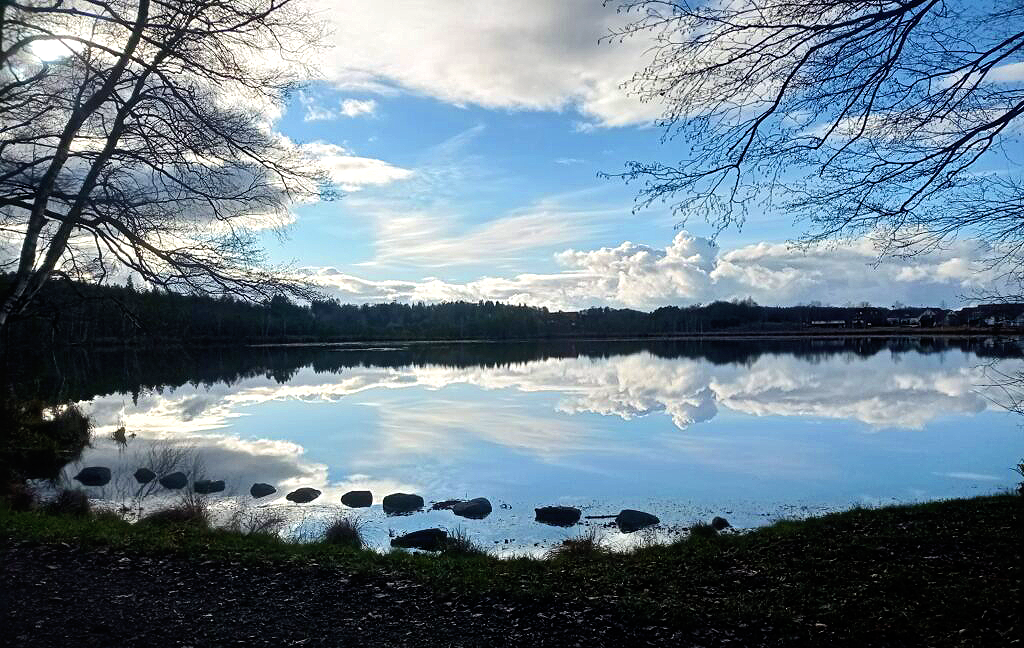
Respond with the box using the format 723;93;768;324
5;275;1024;350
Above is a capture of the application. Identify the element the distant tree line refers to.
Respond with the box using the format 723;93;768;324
4;275;1024;350
8;337;1023;409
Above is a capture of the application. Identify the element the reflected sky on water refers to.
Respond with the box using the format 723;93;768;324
45;338;1023;553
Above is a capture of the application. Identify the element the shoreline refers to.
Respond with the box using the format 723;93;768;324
24;328;1023;353
2;494;1019;646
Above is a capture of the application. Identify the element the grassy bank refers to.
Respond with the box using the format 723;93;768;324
2;494;1019;645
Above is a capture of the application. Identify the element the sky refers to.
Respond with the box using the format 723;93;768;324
256;0;1019;311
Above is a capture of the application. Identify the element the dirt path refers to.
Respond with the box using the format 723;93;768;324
2;540;712;648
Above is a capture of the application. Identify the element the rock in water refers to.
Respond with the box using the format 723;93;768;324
534;506;581;526
193;479;225;495
73;467;111;487
158;472;187;490
250;483;276;498
340;490;372;508
286;487;321;504
382;492;424;514
615;509;660;533
390;528;448;551
133;468;156;484
452;497;492;519
711;516;731;531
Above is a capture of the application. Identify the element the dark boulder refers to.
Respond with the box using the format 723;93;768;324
615;509;660;533
193;479;225;495
73;467;111;487
452;497;492;520
390;528;448;551
711;516;731;531
158;472;187;490
382;492;424;515
250;483;276;498
340;490;372;508
535;505;581;526
133;468;156;484
286;487;321;504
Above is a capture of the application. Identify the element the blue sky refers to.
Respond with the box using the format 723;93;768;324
253;0;1021;311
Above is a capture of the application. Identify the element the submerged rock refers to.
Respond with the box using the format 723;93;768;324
390;528;448;551
286;487;321;504
452;497;492;520
193;479;225;495
535;506;581;526
382;493;424;515
711;516;731;531
73;467;111;487
133;468;156;484
250;483;276;498
340;490;372;508
430;499;462;511
615;509;660;533
158;472;187;490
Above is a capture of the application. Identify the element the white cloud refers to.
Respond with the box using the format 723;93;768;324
303;104;336;121
340;98;378;118
372;205;613;267
312;0;663;129
307;230;994;310
299;140;413;191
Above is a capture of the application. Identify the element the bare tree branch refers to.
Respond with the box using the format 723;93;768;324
0;0;328;337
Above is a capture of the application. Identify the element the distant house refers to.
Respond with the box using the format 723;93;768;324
809;320;847;328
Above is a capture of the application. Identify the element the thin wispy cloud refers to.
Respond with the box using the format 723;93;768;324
372;202;617;267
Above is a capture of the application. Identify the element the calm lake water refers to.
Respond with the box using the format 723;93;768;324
31;337;1024;554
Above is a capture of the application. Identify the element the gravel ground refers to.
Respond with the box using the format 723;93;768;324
1;540;725;648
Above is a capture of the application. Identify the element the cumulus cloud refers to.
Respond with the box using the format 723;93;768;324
299;140;413;191
311;0;663;129
340;98;378;118
306;230;995;310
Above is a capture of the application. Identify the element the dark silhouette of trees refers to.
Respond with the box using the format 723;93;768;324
4;274;1020;351
0;0;325;338
608;1;1024;290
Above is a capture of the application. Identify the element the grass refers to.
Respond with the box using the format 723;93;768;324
441;526;489;557
226;505;288;537
685;521;719;540
1;494;1019;645
139;497;210;529
321;514;365;549
546;526;608;560
44;489;91;517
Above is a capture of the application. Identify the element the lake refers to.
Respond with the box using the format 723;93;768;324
23;337;1023;554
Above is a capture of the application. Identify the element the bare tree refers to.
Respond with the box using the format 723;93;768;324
607;0;1024;292
0;0;328;336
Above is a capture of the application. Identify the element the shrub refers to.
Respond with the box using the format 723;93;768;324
45;489;91;516
321;515;364;549
547;527;608;559
2;481;37;511
0;401;91;483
